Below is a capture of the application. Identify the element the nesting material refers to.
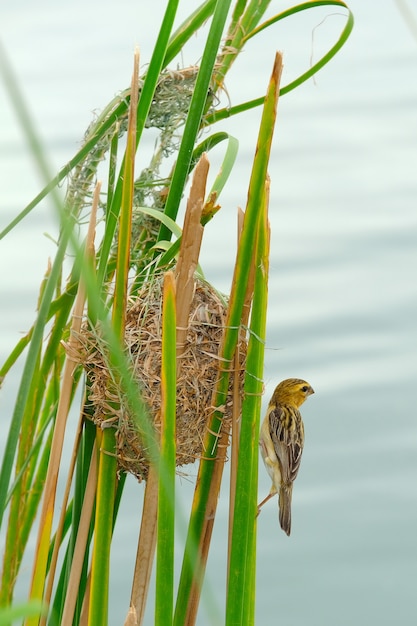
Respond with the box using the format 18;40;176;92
81;275;243;480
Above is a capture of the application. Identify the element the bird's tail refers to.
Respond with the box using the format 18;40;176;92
279;485;293;536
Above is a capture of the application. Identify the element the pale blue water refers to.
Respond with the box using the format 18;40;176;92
1;1;416;624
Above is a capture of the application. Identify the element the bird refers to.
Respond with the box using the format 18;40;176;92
258;378;314;536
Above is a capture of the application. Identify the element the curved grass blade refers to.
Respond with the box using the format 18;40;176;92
193;133;239;215
135;206;182;239
0;95;127;240
207;1;353;125
244;1;354;92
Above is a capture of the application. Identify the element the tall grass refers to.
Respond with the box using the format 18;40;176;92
0;2;353;624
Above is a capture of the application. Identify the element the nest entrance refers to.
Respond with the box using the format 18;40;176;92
82;276;240;481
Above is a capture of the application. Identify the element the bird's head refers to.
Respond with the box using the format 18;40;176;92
272;378;314;408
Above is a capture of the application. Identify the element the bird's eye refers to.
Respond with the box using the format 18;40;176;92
301;385;309;393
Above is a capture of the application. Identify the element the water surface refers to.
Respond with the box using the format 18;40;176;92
1;1;416;624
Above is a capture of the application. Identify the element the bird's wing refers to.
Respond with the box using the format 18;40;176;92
269;405;304;486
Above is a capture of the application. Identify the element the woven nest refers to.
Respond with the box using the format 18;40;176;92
79;276;244;481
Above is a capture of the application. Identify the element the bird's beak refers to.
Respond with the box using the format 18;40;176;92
309;387;315;396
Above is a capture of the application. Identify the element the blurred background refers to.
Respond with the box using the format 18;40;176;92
1;1;416;624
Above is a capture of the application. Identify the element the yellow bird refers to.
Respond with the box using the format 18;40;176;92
258;378;314;536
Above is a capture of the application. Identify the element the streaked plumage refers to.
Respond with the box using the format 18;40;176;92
258;378;314;536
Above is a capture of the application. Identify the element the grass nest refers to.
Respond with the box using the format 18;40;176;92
79;275;245;480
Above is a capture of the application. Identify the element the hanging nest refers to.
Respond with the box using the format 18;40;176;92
79;275;245;481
